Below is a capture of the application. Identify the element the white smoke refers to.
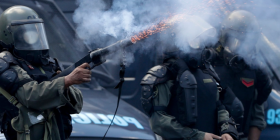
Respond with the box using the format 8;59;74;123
73;0;222;65
73;0;280;70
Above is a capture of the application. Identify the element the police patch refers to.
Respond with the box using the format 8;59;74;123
241;78;254;87
203;79;213;83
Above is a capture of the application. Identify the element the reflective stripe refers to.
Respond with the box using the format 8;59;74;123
39;67;46;74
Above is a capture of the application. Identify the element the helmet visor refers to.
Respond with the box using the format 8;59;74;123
10;19;49;50
224;30;259;54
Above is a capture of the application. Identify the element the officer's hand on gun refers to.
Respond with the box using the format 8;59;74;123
64;63;91;88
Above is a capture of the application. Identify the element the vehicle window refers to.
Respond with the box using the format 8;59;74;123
34;2;89;62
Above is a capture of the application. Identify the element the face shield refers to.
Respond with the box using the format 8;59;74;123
175;16;218;69
223;29;260;55
184;16;218;50
9;19;49;51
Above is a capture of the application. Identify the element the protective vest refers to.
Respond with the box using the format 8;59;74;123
16;58;60;83
0;51;33;140
0;51;71;140
16;58;72;140
166;68;218;134
213;60;257;134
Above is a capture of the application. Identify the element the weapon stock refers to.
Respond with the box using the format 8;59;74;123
50;38;134;80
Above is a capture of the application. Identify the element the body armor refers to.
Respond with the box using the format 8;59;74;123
167;68;218;133
173;70;198;126
16;57;60;83
212;58;271;134
140;65;171;116
0;52;72;139
16;57;72;139
141;62;216;132
0;51;32;95
0;5;72;140
142;58;239;139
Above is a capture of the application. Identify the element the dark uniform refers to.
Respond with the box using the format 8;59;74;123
0;6;84;140
140;17;240;140
207;10;272;138
141;56;239;139
211;51;271;134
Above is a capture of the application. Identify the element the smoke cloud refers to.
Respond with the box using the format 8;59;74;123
73;0;222;65
73;0;280;71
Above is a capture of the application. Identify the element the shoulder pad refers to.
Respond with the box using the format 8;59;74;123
141;74;157;85
0;66;32;95
179;70;197;88
0;51;17;64
0;69;18;94
147;65;167;78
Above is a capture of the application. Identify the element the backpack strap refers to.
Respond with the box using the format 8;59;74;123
0;87;22;109
24;124;30;140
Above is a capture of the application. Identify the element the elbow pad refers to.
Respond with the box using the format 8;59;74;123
140;65;170;116
177;70;197;126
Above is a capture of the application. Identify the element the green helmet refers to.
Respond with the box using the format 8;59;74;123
219;10;260;54
0;6;50;65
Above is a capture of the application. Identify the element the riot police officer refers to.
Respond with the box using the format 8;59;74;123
0;6;91;140
140;18;239;140
207;10;272;140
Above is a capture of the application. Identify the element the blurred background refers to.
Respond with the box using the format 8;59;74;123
0;0;280;139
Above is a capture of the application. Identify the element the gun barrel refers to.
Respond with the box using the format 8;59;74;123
90;38;134;59
50;38;134;80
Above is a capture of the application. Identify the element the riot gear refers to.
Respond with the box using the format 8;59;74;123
175;16;218;69
0;6;50;66
141;58;199;127
140;65;171;116
222;47;247;73
0;51;32;95
219;10;261;58
169;69;198;126
210;10;271;136
142;16;239;140
0;6;79;140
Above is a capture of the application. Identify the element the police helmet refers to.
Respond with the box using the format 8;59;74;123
0;6;50;65
220;10;260;54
